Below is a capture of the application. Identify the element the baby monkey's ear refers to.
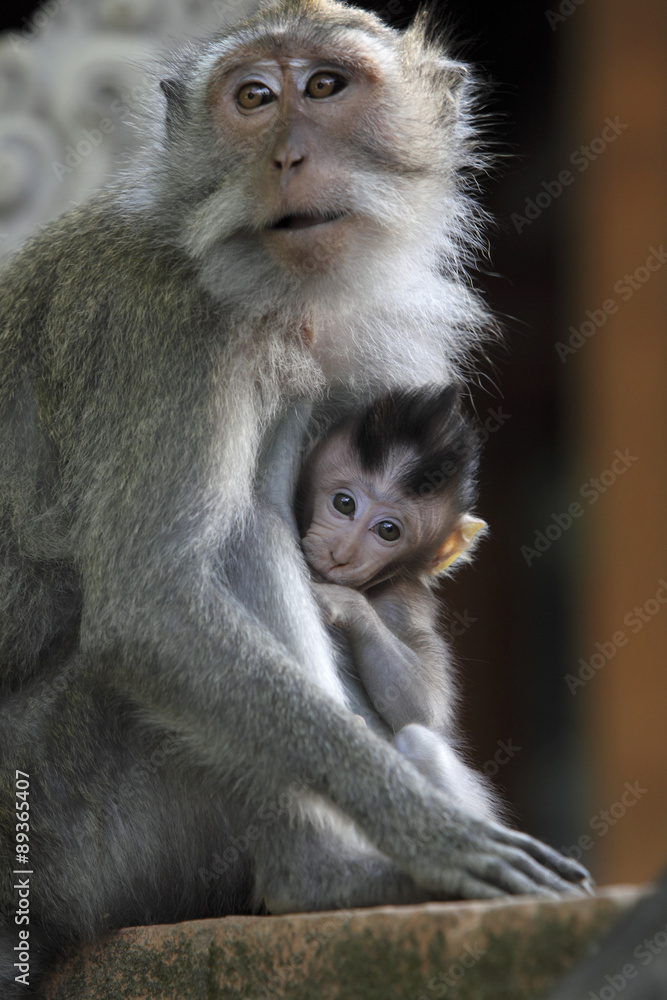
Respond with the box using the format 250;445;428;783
429;514;487;576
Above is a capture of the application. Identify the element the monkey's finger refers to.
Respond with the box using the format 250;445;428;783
489;826;592;884
313;602;335;625
311;594;336;624
463;854;566;898
492;847;591;896
451;875;507;901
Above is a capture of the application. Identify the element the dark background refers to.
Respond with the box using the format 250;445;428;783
0;0;615;872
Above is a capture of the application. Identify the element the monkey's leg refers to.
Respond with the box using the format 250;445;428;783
0;925;58;999
253;808;429;914
92;586;591;906
0;664;255;996
393;724;501;821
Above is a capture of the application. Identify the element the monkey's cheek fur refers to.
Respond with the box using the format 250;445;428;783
262;217;352;275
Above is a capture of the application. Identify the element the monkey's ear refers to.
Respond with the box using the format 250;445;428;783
438;59;469;101
160;78;188;136
160;77;187;107
429;514;487;576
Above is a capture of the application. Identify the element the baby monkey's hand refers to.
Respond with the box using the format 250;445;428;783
311;582;368;629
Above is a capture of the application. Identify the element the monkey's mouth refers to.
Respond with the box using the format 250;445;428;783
268;211;347;231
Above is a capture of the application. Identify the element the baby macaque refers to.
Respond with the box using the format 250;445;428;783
298;386;499;819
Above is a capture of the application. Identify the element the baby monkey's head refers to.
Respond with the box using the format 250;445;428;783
298;386;486;589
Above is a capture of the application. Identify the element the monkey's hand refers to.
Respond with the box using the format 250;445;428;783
311;582;369;630
393;794;596;901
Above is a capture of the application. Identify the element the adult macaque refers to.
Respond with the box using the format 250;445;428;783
0;0;590;990
298;385;497;818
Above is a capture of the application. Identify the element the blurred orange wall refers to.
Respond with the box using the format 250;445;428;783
569;0;667;883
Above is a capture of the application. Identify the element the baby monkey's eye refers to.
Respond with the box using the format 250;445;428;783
236;82;276;111
376;521;401;542
306;72;347;99
332;492;356;516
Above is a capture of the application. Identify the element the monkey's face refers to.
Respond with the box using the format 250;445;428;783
208;52;364;276
301;431;450;589
175;10;466;302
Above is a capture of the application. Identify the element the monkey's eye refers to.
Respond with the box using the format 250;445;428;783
306;72;346;100
375;521;401;542
236;82;276;111
332;493;356;516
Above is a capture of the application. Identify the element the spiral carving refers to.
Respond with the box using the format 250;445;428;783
0;0;255;260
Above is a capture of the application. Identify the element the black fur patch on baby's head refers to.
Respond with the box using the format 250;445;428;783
351;385;480;507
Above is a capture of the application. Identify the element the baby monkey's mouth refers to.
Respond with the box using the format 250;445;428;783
268;210;347;231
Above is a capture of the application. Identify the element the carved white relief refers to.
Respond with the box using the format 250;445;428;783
0;0;255;259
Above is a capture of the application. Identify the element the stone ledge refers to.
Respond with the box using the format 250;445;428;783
43;885;646;999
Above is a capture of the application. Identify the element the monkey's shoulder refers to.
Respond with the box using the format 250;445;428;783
0;194;198;322
0;196;217;399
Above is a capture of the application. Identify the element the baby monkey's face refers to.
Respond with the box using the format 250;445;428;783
301;431;447;589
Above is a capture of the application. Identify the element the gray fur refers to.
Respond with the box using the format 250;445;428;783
310;572;502;820
0;1;590;992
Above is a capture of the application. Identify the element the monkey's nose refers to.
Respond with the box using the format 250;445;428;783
330;539;356;567
272;136;306;172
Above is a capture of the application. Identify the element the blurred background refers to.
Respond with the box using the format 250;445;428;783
1;0;665;887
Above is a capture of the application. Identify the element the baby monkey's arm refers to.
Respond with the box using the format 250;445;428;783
311;577;452;733
312;577;499;818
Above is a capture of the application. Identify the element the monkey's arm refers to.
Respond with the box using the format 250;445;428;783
312;579;453;734
75;473;590;908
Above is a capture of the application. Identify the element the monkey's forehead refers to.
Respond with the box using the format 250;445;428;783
195;24;400;90
219;0;396;51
